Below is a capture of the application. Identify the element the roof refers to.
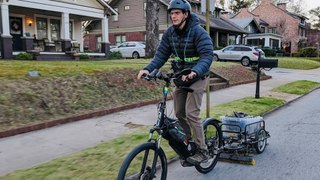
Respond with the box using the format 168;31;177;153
229;17;254;28
97;0;118;15
196;13;247;34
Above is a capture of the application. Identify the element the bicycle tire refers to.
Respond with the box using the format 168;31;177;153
117;142;167;180
254;129;267;154
195;118;222;174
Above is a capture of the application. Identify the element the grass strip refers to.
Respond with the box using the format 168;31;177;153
276;57;320;70
272;80;320;95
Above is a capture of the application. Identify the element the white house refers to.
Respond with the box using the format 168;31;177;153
0;0;117;59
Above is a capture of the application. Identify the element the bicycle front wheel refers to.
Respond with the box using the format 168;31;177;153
117;142;167;180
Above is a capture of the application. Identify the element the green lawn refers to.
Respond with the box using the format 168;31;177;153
0;59;152;79
276;57;320;69
272;80;320;95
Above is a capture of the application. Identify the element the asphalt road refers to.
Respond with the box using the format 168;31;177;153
166;88;320;180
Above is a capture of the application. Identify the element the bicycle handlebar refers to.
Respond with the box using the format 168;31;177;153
144;68;194;92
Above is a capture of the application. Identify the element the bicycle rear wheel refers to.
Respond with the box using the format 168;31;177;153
195;118;222;174
117;142;167;180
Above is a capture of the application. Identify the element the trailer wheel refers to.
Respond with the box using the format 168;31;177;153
254;129;267;154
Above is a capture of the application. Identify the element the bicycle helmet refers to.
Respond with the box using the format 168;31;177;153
168;0;191;13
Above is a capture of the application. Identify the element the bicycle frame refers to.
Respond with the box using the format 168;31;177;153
147;77;171;148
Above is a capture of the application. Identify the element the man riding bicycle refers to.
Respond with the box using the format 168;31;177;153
137;0;214;164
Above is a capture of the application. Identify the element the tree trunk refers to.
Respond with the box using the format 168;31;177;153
145;0;160;58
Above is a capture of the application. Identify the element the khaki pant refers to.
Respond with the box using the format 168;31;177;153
173;77;207;150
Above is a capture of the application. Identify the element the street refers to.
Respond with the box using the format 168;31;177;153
166;88;320;180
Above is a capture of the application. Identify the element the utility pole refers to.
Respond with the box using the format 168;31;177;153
205;0;211;118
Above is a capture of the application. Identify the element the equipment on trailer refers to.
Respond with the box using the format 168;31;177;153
219;112;270;165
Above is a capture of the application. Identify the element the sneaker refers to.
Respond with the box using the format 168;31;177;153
186;149;210;164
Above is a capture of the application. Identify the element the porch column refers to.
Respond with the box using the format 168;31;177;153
215;31;218;48
227;34;230;45
60;12;71;51
73;21;83;52
1;3;13;59
101;16;110;57
264;37;270;47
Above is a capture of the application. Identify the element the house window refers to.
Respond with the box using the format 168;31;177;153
261;26;265;33
124;5;130;11
36;17;48;39
50;19;60;40
113;8;119;21
300;28;305;37
144;3;146;17
268;27;276;34
96;36;102;52
300;18;305;25
115;35;126;46
69;21;73;39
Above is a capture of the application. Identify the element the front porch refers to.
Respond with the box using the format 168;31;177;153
0;0;116;59
11;51;106;60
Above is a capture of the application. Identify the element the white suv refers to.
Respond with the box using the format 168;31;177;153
110;41;145;59
213;45;265;66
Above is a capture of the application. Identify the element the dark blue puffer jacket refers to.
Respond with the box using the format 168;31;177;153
144;13;213;77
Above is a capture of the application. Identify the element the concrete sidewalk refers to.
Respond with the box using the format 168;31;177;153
0;68;320;176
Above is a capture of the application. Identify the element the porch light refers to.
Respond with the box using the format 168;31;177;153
28;20;33;27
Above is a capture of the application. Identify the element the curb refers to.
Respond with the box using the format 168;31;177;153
262;86;320;117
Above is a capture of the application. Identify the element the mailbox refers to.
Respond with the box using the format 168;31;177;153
258;59;278;68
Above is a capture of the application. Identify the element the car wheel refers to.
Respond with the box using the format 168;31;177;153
213;54;219;61
241;57;251;67
132;52;140;59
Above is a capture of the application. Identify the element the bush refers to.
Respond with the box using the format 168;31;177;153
292;52;301;57
299;47;317;57
79;54;89;60
261;48;276;56
107;51;122;59
16;52;33;60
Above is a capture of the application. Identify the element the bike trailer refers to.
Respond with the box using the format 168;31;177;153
221;114;263;138
219;112;270;165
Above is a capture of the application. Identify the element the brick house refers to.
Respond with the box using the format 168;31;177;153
306;24;320;48
0;0;116;59
231;0;308;54
84;0;248;53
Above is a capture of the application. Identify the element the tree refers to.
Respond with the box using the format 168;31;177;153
275;18;291;49
309;7;320;30
287;0;305;14
230;0;253;13
145;0;160;58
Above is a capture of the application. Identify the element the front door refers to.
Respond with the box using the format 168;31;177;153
10;17;23;51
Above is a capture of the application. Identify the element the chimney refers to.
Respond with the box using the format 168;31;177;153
277;2;287;10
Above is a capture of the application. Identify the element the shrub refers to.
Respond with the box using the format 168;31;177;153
292;52;301;57
299;47;317;57
79;54;90;60
107;51;122;59
261;48;276;56
16;52;33;60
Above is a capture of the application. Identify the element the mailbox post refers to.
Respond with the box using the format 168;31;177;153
255;52;278;99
